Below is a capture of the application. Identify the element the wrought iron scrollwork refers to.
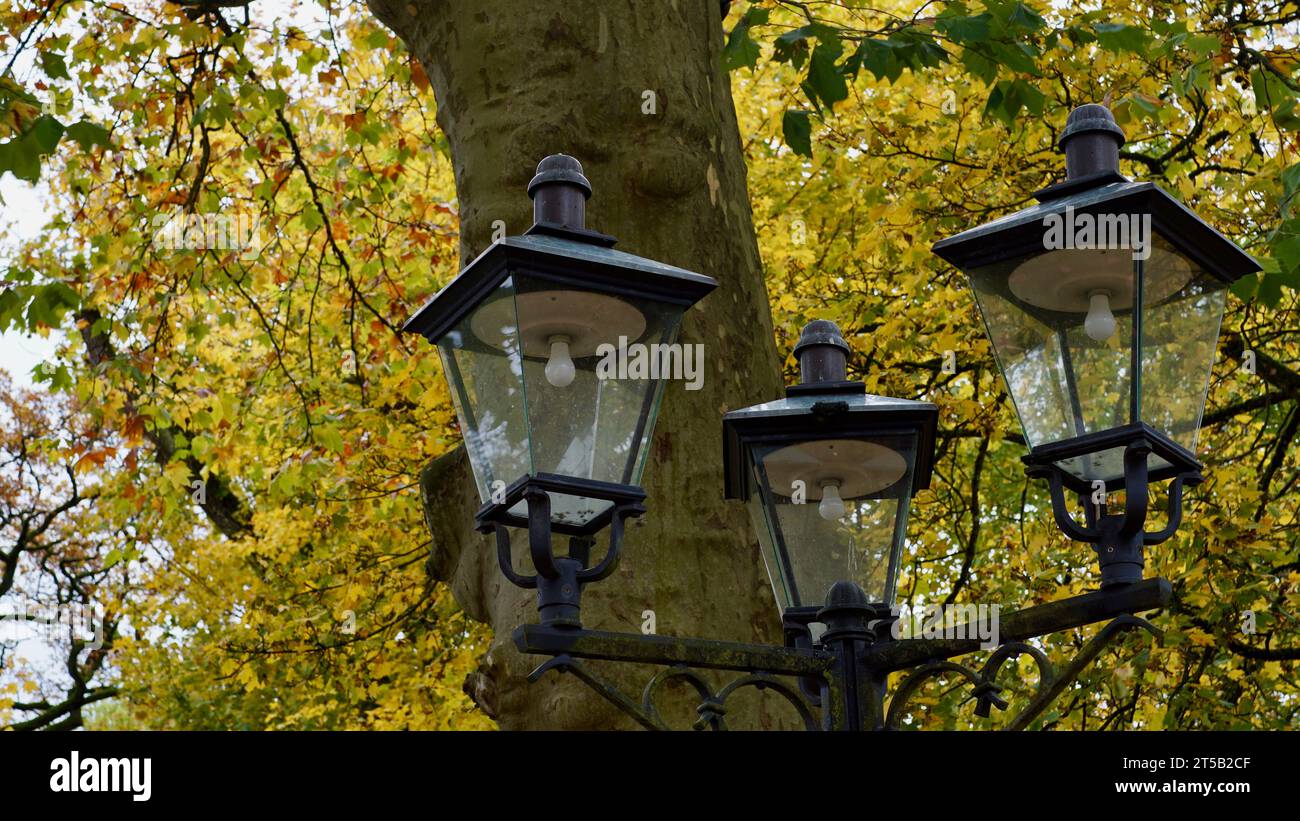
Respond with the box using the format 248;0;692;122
526;655;821;731
884;614;1160;731
512;581;1173;731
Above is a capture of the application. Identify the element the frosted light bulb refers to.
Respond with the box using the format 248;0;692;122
1084;291;1117;341
544;335;576;387
818;481;846;521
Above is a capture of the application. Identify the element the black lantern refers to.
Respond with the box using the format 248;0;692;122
722;321;938;620
932;104;1260;586
404;155;717;538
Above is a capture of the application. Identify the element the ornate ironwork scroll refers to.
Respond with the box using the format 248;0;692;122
885;614;1160;730
526;654;822;731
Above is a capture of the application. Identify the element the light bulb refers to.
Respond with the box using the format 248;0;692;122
1084;291;1117;341
544;335;576;387
818;481;846;521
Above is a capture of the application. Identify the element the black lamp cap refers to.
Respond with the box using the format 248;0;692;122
527;154;592;200
1057;103;1127;151
818;581;891;640
792;319;854;389
792;319;850;358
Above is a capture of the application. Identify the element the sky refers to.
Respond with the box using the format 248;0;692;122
0;176;59;387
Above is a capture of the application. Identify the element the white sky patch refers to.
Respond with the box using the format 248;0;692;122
0;176;58;387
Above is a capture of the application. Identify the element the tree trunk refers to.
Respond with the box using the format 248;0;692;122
368;0;790;729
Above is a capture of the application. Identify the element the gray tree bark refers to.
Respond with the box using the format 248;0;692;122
367;0;791;729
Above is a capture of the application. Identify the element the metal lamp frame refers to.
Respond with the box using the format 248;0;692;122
477;323;1175;731
403;127;1251;729
490;485;1173;731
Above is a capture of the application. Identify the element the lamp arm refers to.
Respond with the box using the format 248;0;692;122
1118;438;1152;539
494;525;538;589
514;579;1171;731
1143;471;1202;545
1028;465;1099;542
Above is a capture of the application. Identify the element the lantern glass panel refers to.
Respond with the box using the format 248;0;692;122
744;432;918;611
438;277;529;509
1139;246;1227;456
440;272;688;528
967;232;1221;484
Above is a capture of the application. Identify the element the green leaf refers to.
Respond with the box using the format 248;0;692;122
1282;164;1300;212
806;42;848;109
26;281;80;327
0;137;40;182
1271;233;1300;273
1124;93;1161;119
0;288;25;330
1016;80;1046;115
1005;1;1046;32
1093;23;1149;53
32;361;72;391
0;117;64;180
65;120;112;151
984;79;1045;124
1184;34;1222;57
855;39;902;83
985;41;1040;75
774;23;838;70
1273;97;1300;131
782;109;812;157
936;13;993;44
29;115;65;153
893;30;949;70
1251;68;1295;117
1275;266;1300;290
722;6;768;72
39;51;70;81
960;47;999;84
315;424;345;453
186;318;210;343
1257;271;1285;306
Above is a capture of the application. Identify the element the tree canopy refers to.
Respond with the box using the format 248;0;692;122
1;0;1297;730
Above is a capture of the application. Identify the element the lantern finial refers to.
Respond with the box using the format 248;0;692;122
793;319;850;385
1058;103;1126;180
528;154;592;230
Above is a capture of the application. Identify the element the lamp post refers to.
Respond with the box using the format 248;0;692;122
400;134;1249;730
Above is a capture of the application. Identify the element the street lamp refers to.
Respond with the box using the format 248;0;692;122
403;155;716;627
722;320;937;627
403;153;716;534
932;104;1260;587
402;151;1187;732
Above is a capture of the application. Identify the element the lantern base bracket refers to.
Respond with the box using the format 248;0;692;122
1026;429;1203;588
483;474;646;628
474;473;646;537
1022;422;1200;495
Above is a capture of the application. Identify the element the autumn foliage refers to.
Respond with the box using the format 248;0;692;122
1;0;1297;730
